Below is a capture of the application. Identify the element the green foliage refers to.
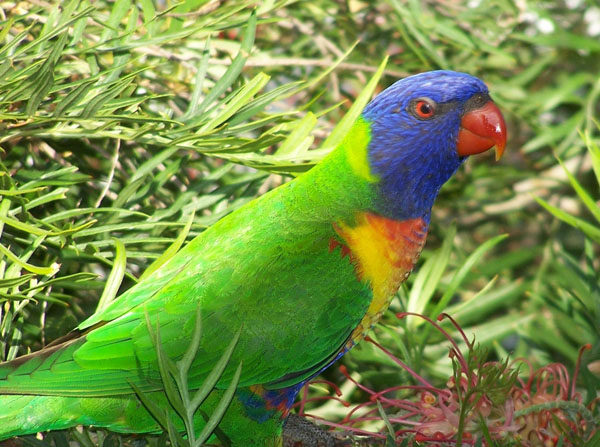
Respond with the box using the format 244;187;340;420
531;126;600;396
452;346;518;446
132;308;242;447
0;0;598;445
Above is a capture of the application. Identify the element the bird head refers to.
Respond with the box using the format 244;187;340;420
361;70;506;221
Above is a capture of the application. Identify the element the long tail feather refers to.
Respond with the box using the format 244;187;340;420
0;395;79;440
0;393;164;440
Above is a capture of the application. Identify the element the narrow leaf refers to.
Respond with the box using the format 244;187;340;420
407;223;456;321
130;382;172;432
0;214;51;236
192;10;256;118
0;187;46;196
184;37;211;119
190;328;242;411
321;56;388;151
54;78;96;117
26;31;69;116
112;177;146;209
177;306;202;377
140;211;195;281
100;0;132;42
155;329;187;421
582;128;600;185
195;361;242;447
558;158;600;223
80;77;134;119
199;73;270;133
535;197;600;243
96;239;127;312
276;112;317;156
0;242;59;276
0;274;35;289
429;234;508;320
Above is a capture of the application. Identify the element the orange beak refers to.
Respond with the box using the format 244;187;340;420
456;100;507;161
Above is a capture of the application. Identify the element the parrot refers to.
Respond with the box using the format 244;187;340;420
0;70;506;446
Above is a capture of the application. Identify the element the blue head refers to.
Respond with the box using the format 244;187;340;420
362;70;505;221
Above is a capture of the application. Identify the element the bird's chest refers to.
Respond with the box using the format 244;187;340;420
332;212;428;345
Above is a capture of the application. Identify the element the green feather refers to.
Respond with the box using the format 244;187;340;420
0;122;377;445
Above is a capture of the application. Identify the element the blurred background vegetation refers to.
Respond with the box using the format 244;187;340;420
0;0;598;445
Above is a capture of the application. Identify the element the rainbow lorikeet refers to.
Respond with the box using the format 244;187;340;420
0;71;506;446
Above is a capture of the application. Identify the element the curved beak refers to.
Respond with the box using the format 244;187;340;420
457;100;507;161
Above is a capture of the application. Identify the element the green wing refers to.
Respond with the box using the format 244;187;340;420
0;171;373;397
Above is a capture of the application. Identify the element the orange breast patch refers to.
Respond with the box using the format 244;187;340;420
333;213;428;345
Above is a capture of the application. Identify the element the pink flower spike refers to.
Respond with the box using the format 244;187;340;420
365;335;439;390
571;343;591;399
298;381;310;415
439;312;473;350
395;312;470;377
339;364;378;396
301;413;387;438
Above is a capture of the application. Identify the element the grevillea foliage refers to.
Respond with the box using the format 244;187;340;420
296;313;598;446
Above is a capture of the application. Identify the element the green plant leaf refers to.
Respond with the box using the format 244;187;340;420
407;222;456;321
140;212;195;281
96;238;127;312
557;158;600;223
535;196;600;243
320;56;388;151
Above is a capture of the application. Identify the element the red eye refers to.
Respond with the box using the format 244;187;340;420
414;99;435;119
